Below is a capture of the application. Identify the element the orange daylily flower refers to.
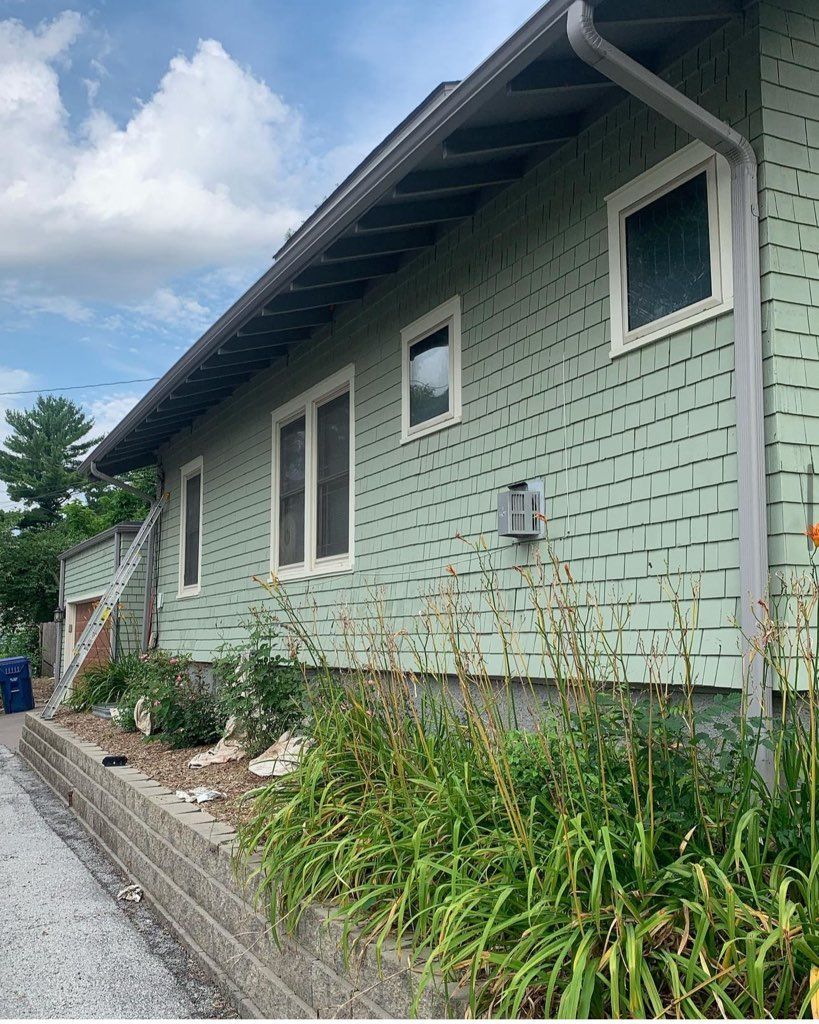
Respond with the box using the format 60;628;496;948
806;523;819;547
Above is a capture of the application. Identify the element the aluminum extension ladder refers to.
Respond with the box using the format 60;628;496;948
42;494;169;720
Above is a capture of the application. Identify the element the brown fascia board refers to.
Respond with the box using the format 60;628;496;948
80;0;579;477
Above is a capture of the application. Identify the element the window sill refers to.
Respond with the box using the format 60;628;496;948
272;560;354;584
400;412;462;444
176;586;202;600
609;296;733;359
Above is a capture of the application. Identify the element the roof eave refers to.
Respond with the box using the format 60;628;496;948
80;0;578;476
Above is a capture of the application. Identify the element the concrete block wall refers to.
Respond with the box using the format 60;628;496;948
19;714;461;1019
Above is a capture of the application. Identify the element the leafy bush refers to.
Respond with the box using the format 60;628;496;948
115;650;221;748
114;684;140;732
0;623;40;673
67;652;143;711
237;540;819;1019
213;609;304;757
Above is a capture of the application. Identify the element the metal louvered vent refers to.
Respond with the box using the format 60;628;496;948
497;481;545;540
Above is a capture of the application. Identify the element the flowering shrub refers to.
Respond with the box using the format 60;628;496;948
213;608;304;758
115;650;221;748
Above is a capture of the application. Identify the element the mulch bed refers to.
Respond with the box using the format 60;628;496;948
54;710;265;830
32;676;55;705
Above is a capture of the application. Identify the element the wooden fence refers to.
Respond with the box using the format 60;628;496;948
38;621;57;678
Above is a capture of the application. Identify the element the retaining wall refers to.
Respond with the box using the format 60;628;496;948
19;714;462;1019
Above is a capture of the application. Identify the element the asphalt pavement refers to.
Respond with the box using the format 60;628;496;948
0;742;230;1019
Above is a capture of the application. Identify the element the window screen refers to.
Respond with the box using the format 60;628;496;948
279;415;306;567
625;170;712;332
315;391;350;560
182;471;201;588
409;325;450;427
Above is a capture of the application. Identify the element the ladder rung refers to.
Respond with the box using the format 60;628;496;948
42;496;168;720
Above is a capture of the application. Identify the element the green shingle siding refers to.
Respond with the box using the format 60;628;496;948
760;0;819;587
62;531;145;655
151;9;810;689
63;540;116;605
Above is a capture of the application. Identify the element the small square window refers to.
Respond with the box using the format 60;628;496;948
606;142;733;356
401;297;462;442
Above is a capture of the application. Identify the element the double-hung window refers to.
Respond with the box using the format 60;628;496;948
400;296;462;442
178;457;203;597
272;366;354;579
606;141;733;356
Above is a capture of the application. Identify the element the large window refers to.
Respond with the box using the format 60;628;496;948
606;142;733;356
271;366;354;579
177;457;203;597
400;296;462;442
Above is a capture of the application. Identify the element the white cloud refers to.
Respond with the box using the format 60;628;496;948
85;391;143;437
132;288;210;330
0;12;318;309
0;279;93;323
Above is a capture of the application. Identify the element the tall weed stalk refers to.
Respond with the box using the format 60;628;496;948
238;543;819;1018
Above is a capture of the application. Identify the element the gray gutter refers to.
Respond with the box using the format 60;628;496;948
567;1;771;768
272;80;460;261
80;0;579;476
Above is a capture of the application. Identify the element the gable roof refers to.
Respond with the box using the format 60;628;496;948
83;0;742;477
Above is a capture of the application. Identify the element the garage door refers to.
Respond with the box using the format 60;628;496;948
69;597;113;672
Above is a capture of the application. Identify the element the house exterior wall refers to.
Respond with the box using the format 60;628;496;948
153;9;792;688
62;529;146;656
758;0;819;584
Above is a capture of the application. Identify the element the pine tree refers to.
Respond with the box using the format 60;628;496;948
0;396;98;528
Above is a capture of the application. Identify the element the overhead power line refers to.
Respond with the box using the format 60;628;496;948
0;376;160;397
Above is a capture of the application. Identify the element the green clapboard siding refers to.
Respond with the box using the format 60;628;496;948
62;528;145;655
152;9;786;688
759;0;819;582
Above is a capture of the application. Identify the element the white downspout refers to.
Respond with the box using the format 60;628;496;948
567;2;770;761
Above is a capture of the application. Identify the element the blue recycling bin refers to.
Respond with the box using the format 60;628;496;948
0;656;34;714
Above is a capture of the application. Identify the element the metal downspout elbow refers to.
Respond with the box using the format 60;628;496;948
566;1;770;745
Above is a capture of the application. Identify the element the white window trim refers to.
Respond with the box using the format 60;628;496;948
400;295;462;443
270;365;355;582
606;141;733;358
177;456;203;598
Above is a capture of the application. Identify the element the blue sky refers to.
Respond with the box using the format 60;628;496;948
0;0;542;503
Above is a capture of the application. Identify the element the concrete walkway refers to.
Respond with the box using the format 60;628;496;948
0;709;26;751
0;746;229;1019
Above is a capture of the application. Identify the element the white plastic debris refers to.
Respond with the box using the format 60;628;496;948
175;786;226;804
133;696;153;736
248;730;314;778
188;716;246;768
117;883;143;903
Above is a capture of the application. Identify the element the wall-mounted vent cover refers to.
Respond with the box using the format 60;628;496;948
497;480;544;539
